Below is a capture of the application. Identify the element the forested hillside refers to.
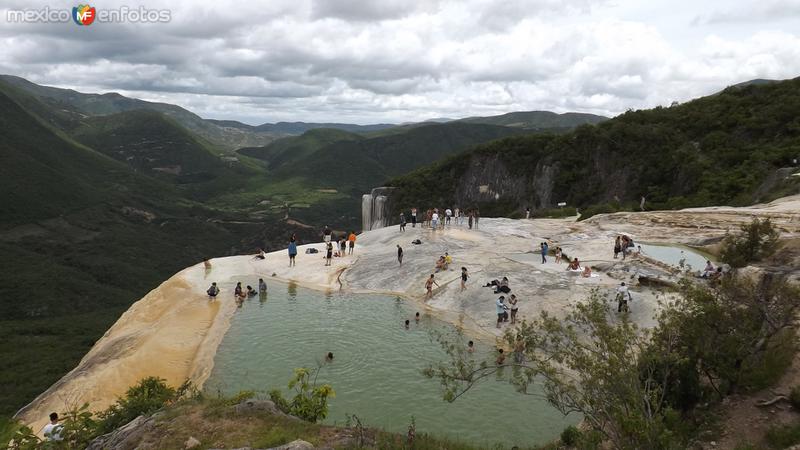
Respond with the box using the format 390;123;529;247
389;78;800;217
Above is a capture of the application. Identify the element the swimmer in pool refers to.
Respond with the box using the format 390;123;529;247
404;319;410;329
467;340;475;353
415;312;420;322
325;352;334;362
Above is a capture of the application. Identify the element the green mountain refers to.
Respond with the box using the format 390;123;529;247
388;78;800;217
0;75;277;151
276;122;527;192
0;83;316;418
458;110;608;129
236;128;364;169
207;119;396;135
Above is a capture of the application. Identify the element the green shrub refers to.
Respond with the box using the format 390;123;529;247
97;376;178;434
269;368;335;423
765;422;800;449
790;386;800;410
720;218;780;267
560;425;581;446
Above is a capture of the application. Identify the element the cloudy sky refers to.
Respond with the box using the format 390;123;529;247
1;0;799;124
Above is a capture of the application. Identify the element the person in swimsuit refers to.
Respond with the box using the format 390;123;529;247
397;244;403;265
460;267;468;291
425;274;439;299
325;242;333;266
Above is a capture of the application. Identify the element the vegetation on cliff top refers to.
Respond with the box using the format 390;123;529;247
389;78;800;217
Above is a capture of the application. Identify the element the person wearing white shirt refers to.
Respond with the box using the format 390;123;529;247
42;412;63;441
445;208;452;225
431;212;440;229
616;282;632;313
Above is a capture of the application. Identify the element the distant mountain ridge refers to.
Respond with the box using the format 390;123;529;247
458;110;608;129
0;75;277;151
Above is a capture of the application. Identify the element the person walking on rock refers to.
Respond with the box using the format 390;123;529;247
616;282;632;313
460;267;469;291
397;244;404;266
425;274;439;299
541;242;549;264
400;212;406;232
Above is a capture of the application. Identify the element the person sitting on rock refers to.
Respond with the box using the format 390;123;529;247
568;258;581;271
494;277;510;294
444;252;452;268
701;260;715;278
435;256;446;272
581;266;593;278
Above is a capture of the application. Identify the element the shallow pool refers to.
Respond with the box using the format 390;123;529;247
640;243;712;270
205;281;575;448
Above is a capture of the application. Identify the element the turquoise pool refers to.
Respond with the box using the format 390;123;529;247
205;281;576;448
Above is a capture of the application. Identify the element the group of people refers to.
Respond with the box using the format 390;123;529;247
206;278;268;304
434;252;453;272
613;235;637;259
321;226;357;266
399;207;482;230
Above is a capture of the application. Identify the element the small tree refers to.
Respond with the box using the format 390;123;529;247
96;377;178;434
270;368;335;422
720;217;780;267
651;274;800;397
426;291;678;450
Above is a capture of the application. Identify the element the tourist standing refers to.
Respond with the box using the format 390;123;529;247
348;231;356;255
445;208;452;226
325;242;333;266
431;210;439;230
323;225;332;244
541;242;549;264
397;244;404;265
454;207;461;225
509;294;519;324
526;207;531;219
288;236;297;267
614;236;622;259
339;236;347;257
411;207;417;228
468;211;474;229
555;246;563;264
496;296;509;328
474;209;480;229
400;212;406;231
460;266;468;291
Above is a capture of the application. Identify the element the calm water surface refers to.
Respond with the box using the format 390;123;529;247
206;280;576;448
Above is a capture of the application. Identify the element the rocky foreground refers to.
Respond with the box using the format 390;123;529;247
15;195;800;435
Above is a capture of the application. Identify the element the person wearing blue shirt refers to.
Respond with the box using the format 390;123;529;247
288;236;298;267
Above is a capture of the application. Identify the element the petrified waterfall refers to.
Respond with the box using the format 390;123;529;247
361;187;395;231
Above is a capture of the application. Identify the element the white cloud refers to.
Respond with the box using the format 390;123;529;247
0;0;798;124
